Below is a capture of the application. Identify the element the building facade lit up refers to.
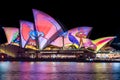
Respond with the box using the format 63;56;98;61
0;9;116;60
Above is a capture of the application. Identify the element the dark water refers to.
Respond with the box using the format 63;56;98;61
0;62;120;80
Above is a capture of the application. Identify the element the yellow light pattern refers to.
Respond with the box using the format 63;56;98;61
92;36;115;52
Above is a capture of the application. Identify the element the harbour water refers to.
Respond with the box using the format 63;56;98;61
0;62;120;80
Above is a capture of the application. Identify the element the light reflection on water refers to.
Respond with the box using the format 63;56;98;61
0;62;120;80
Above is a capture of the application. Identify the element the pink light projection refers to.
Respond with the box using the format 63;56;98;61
51;27;92;48
83;38;97;50
20;20;35;48
64;27;92;46
51;37;63;47
2;27;19;44
32;9;63;49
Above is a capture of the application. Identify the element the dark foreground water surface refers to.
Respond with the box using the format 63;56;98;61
0;62;120;80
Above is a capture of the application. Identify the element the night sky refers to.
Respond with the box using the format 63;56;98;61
0;1;120;48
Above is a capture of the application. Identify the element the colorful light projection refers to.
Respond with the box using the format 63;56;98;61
83;38;97;50
20;20;37;48
2;27;19;44
51;37;63;47
68;33;80;46
51;31;68;47
92;36;116;52
64;43;79;49
32;9;63;49
51;27;92;48
11;32;19;43
10;32;20;46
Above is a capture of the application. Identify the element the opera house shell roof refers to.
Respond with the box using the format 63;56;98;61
0;9;116;57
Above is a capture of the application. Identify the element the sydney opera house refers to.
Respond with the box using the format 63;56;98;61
0;9;116;60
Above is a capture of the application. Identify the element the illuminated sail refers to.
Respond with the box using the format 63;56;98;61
51;27;92;47
32;9;63;49
92;36;115;52
2;27;19;44
20;20;36;48
83;38;97;50
68;26;92;37
10;31;20;46
11;32;19;43
51;37;63;47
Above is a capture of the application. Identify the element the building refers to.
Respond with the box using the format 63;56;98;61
0;9;116;60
